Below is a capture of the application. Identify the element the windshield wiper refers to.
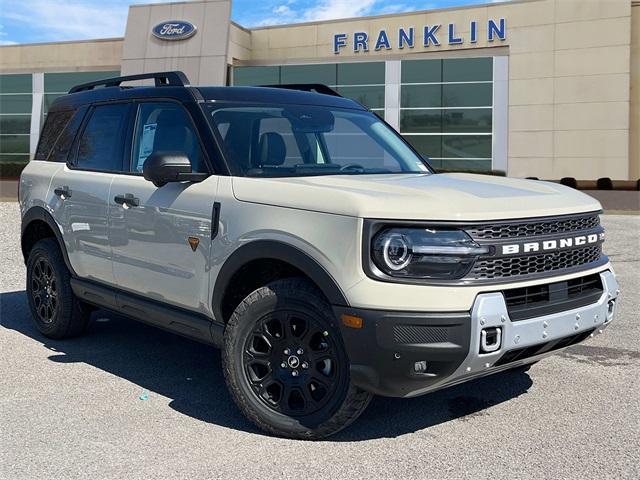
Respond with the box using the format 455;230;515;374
339;164;366;173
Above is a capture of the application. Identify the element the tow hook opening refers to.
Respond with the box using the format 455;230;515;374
480;327;502;354
606;299;616;322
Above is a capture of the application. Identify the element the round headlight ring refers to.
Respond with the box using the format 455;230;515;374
382;233;412;271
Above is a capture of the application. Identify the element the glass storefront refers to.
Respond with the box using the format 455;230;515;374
43;71;120;114
0;71;119;171
2;62;494;172
0;74;32;165
233;58;494;172
232;62;385;113
400;57;493;171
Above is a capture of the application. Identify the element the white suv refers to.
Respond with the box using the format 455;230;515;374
19;71;619;439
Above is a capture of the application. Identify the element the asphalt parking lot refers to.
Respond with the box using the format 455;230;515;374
1;201;638;480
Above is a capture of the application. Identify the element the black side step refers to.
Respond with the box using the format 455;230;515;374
70;278;223;347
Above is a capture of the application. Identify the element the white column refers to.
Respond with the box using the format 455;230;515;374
30;73;44;159
492;56;509;174
384;60;401;131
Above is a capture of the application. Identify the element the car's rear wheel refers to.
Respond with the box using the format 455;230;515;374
222;278;372;439
26;238;91;339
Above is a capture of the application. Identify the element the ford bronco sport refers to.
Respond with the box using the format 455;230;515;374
20;71;619;439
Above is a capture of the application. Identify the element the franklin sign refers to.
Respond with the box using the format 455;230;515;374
333;18;506;54
152;21;197;41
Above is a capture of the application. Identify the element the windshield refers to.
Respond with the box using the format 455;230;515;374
205;103;432;177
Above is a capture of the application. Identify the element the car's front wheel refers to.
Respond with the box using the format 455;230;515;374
222;278;372;439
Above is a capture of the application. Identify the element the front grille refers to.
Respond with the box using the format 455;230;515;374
393;325;449;344
503;273;604;321
465;213;600;240
494;329;595;366
469;245;602;280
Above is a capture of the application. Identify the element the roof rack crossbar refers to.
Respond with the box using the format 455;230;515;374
260;84;342;98
69;71;190;94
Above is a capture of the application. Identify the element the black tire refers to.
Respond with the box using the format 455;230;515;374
26;238;91;339
222;278;372;439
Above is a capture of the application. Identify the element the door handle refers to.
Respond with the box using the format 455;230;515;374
114;193;140;208
54;186;72;199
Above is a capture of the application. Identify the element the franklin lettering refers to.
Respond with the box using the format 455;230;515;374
334;18;506;54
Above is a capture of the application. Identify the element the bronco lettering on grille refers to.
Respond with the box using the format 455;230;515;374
501;232;604;256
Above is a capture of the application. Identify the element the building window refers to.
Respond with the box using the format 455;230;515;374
400;57;493;172
233;66;280;86
335;62;385;111
43;71;120;115
0;74;32;167
232;62;385;113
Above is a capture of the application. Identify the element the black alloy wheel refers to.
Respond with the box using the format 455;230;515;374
243;309;342;417
26;238;91;339
223;278;372;439
30;257;58;324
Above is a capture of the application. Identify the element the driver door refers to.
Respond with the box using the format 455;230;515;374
109;101;218;313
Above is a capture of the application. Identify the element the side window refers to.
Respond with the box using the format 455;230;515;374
34;110;75;161
131;102;206;173
48;108;87;163
76;103;130;172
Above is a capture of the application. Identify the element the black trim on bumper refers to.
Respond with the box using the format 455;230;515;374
502;273;604;321
494;328;595;366
333;306;471;397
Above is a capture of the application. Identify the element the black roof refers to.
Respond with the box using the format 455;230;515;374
197;86;365;110
49;71;365;113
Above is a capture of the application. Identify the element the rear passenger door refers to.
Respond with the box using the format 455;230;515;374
109;101;218;313
50;102;133;285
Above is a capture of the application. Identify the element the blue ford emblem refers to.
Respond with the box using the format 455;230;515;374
152;21;197;41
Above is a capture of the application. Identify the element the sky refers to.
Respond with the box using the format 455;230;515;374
0;0;506;46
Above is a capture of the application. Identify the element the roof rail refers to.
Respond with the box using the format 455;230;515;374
261;84;342;97
69;71;190;94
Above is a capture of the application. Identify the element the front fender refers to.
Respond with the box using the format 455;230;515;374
212;239;349;322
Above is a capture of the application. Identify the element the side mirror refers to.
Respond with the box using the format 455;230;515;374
142;151;207;188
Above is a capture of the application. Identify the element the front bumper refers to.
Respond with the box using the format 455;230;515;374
335;270;619;398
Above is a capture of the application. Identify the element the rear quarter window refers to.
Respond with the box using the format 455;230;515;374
34;110;76;161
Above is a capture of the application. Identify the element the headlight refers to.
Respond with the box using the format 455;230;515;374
371;227;489;280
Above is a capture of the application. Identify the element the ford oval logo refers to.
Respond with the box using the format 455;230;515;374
152;21;197;41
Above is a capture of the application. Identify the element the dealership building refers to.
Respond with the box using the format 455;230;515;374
0;0;638;180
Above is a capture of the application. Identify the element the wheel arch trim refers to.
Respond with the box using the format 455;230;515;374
212;240;349;322
21;206;77;276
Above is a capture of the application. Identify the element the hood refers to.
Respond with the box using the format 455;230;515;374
231;173;602;221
